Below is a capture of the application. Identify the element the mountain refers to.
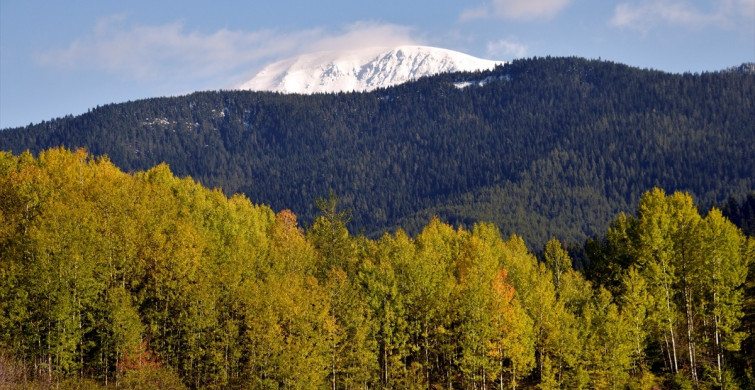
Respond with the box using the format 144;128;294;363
237;45;503;94
2;57;753;248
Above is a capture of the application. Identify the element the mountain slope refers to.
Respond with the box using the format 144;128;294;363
237;45;503;93
2;57;753;248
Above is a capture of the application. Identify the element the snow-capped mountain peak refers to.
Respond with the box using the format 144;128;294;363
237;46;504;94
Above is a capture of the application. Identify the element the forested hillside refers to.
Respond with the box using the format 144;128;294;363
1;149;752;389
720;193;755;237
1;57;753;247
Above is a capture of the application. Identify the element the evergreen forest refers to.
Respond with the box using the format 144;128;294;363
1;57;753;249
1;148;754;389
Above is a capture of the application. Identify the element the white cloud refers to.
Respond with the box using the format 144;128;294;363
36;16;421;85
610;0;754;32
486;39;528;58
307;21;419;52
717;0;755;27
460;0;574;21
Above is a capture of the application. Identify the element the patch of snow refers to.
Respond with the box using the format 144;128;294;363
238;46;505;94
142;117;172;126
453;75;510;89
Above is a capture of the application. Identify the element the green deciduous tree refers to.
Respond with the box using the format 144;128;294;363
700;208;749;384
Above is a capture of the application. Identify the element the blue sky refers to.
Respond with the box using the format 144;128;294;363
1;0;753;129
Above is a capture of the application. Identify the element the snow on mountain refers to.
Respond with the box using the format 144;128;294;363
237;46;504;94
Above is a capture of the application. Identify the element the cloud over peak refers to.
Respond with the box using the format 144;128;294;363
36;16;421;85
486;39;528;58
460;0;574;21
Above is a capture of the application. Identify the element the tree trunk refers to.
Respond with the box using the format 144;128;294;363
662;333;671;373
424;322;430;388
682;266;698;384
384;341;388;388
634;322;643;373
669;325;678;374
714;312;723;383
512;359;517;390
332;340;337;390
663;271;678;374
685;298;697;383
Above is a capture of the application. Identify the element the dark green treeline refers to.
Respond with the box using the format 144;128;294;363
2;57;753;249
1;149;753;389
